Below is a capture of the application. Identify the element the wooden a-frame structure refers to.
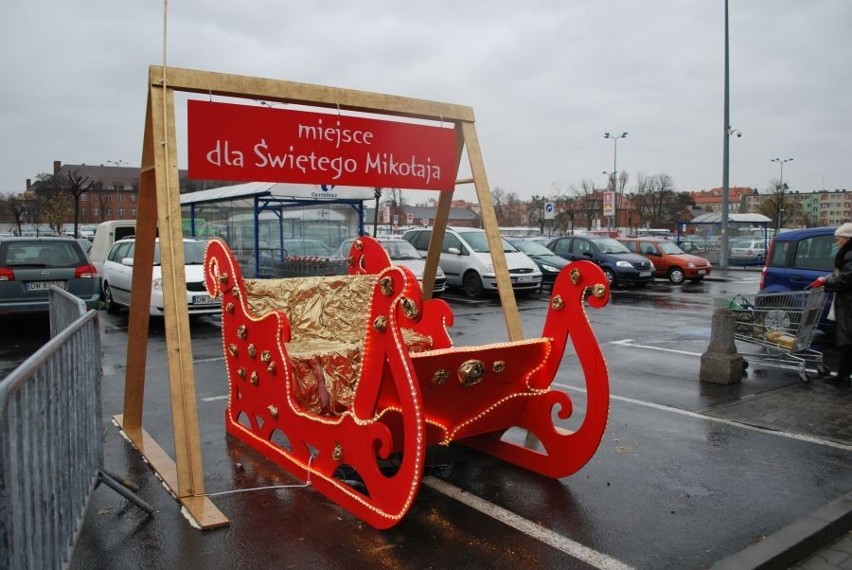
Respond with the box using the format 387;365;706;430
118;65;527;529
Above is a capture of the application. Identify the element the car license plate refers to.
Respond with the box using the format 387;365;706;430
639;271;652;278
698;270;706;275
25;280;66;291
192;294;214;304
515;276;532;283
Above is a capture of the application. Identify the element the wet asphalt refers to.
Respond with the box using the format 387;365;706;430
6;269;849;569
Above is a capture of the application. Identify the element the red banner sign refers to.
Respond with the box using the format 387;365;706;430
187;101;457;191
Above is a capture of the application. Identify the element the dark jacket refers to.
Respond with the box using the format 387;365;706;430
824;242;852;346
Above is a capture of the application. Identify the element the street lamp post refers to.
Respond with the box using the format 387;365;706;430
604;131;627;230
720;0;731;269
770;157;793;233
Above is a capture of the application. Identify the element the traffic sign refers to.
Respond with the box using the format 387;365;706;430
544;202;555;220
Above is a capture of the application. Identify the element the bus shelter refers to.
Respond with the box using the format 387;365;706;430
677;212;772;266
180;182;374;277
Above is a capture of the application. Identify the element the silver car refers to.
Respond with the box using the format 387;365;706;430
402;227;542;298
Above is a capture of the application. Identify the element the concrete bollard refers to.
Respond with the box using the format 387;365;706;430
700;308;744;384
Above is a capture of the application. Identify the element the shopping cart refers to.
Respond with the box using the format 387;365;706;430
714;288;830;382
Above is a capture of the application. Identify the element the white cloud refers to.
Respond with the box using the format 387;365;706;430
1;0;849;200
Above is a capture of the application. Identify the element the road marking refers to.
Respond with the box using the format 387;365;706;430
610;338;702;356
555;383;852;452
195;356;225;363
423;476;634;570
202;395;229;402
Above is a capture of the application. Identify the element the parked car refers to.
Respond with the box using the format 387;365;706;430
728;238;767;265
675;237;709;253
100;237;221;317
504;237;569;287
619;237;712;284
77;238;93;256
546;235;654;287
336;237;447;297
89;219;137;277
0;236;100;315
283;238;334;257
402;227;542;298
760;226;838;333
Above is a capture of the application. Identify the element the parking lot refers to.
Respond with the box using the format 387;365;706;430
3;270;850;568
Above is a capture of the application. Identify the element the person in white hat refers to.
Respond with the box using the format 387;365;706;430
810;222;852;385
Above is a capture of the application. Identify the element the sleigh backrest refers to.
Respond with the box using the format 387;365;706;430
244;274;376;344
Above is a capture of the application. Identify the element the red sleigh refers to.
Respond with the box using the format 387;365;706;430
203;236;610;529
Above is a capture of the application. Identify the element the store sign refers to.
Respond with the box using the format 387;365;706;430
187;101;456;191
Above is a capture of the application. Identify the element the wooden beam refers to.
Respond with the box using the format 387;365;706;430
122;91;158;430
421;125;466;298
114;415;228;529
150;85;207;500
149;65;475;123
461;121;524;341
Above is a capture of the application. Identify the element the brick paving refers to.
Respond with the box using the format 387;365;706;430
794;531;852;570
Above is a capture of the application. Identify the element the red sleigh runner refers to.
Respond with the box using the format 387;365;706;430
203;236;610;529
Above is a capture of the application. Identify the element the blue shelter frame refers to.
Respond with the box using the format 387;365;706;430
180;182;372;277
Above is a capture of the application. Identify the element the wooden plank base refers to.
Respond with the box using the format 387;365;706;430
113;415;229;529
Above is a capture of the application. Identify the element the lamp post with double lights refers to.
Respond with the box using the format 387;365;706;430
604;132;627;230
107;160;128;167
771;157;793;233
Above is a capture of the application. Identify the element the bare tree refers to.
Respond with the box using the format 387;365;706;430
629;173;692;228
0;193;27;235
553;193;578;235
527;195;547;233
759;178;794;231
65;169;93;237
502;191;525;227
615;171;629;225
574;179;601;230
31;172;71;234
492;187;506;225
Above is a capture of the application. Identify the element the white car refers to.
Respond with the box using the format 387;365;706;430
336;237;447;297
101;237;221;316
728;238;767;264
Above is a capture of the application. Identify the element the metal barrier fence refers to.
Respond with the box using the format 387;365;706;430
271;255;349;277
49;286;87;338
0;288;150;569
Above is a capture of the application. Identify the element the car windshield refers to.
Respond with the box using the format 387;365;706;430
658;241;685;254
458;231;517;253
152;241;207;265
594;237;631;254
381;240;422;260
509;239;552;256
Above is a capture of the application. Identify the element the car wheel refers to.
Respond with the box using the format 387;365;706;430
602;267;617;288
668;267;686;285
104;283;120;315
463;271;484;298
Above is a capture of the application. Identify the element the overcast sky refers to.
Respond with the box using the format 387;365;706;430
2;1;850;203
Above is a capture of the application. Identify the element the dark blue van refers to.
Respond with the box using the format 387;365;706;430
760;226;837;332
